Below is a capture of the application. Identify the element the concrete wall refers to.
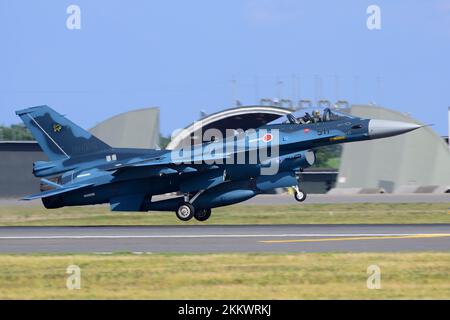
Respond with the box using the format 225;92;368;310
301;170;337;194
335;105;450;193
0;142;44;198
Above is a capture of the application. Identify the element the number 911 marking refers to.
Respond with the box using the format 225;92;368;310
317;129;330;135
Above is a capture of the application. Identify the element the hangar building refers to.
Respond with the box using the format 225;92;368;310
90;107;160;149
166;105;293;150
167;105;338;193
333;104;450;193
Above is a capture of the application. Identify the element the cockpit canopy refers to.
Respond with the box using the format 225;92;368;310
283;108;353;125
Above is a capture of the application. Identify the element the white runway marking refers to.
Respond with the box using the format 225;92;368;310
0;233;448;240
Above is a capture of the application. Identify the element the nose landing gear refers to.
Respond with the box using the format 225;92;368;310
293;185;307;202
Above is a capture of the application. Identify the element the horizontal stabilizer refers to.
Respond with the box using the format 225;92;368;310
40;178;62;189
22;183;93;200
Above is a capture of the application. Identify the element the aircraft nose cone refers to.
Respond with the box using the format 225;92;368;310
368;119;422;139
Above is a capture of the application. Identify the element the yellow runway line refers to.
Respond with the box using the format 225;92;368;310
260;233;450;244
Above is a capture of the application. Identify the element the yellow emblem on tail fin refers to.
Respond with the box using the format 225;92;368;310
53;123;62;133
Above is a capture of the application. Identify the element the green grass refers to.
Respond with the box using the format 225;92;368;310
1;203;449;299
324;157;340;169
0;203;449;226
1;252;449;299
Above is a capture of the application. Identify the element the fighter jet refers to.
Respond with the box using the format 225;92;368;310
16;105;421;221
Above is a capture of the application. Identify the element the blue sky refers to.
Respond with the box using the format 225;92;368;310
1;0;450;135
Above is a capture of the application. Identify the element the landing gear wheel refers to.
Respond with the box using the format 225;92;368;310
194;208;211;222
294;188;307;202
176;203;195;221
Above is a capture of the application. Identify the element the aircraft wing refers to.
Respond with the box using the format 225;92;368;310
107;152;231;176
22;183;94;200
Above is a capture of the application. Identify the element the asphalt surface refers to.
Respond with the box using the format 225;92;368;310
242;193;450;204
1;193;449;206
1;224;450;253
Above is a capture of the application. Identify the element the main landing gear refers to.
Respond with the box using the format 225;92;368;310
175;192;212;222
293;185;307;202
175;203;212;222
194;208;211;222
176;203;195;221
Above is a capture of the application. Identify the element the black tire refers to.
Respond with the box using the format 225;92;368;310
194;208;211;222
176;203;195;221
294;189;307;202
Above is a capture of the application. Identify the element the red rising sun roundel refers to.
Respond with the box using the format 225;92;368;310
304;128;310;133
262;133;273;142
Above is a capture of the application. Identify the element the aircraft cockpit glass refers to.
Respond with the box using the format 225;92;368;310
282;107;354;125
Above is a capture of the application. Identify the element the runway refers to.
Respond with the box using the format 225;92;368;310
242;193;450;204
1;224;450;253
1;193;449;207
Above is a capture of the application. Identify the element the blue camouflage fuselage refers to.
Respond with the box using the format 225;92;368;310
16;105;419;214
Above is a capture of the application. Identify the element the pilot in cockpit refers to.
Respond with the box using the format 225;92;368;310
299;110;321;123
285;107;340;125
300;112;312;124
312;110;321;122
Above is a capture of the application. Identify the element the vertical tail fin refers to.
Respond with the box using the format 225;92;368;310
16;105;111;160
